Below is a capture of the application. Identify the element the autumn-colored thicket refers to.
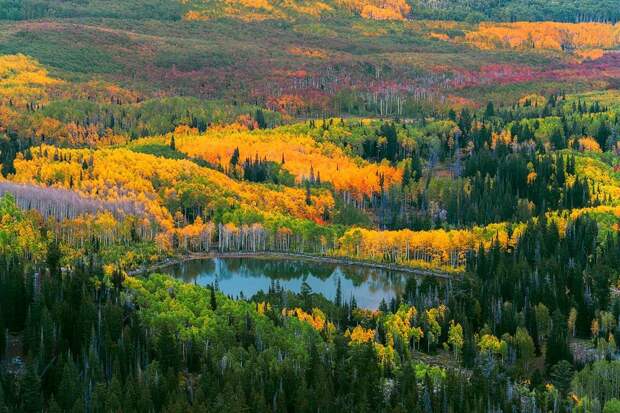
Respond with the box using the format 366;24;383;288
2;144;338;257
183;0;410;21
464;22;620;53
337;0;411;20
173;126;401;200
0;54;61;108
334;224;513;270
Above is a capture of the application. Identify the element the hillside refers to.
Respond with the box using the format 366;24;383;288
1;1;620;413
2;0;619;22
0;17;618;120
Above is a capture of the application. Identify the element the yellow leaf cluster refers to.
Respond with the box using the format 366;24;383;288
518;94;547;107
384;305;422;347
575;136;602;153
287;47;329;59
183;0;333;21
11;145;335;231
284;307;333;332
575;49;605;61
0;54;61;107
183;0;406;21
174;128;401;200
335;226;507;269
464;22;620;52
257;301;271;314
573;154;620;200
345;325;376;344
338;0;410;20
477;334;506;355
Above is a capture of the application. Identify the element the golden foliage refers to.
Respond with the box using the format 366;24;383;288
573;153;620;201
0;54;61;107
0;196;45;259
575;49;605;61
173;127;401;200
284;307;335;332
518;94;547;107
477;334;507;356
338;0;410;20
384;305;423;347
429;32;450;41
335;224;513;270
345;325;376;344
184;0;333;21
257;301;271;314
10;145;335;231
464;22;620;53
287;47;329;59
575;136;602;153
183;0;408;21
52;80;140;105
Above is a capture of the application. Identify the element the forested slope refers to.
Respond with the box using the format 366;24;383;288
1;1;620;412
1;0;618;22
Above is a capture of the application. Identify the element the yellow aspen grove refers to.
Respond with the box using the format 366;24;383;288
170;127;401;201
463;22;620;52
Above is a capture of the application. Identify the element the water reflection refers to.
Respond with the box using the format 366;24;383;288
160;257;418;309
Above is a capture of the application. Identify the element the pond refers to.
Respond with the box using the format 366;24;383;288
160;257;433;309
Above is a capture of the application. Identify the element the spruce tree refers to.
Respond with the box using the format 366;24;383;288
545;310;572;368
210;285;217;310
0;310;4;360
21;363;42;413
255;109;267;129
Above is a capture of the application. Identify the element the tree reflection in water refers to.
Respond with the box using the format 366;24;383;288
160;257;444;309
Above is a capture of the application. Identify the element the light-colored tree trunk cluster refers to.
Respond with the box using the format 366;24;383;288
0;182;146;221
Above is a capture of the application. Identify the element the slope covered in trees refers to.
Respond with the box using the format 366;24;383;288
169;125;402;200
2;0;617;22
461;22;620;61
1;1;620;412
1;86;619;271
411;0;620;23
0;16;617;120
2;189;620;411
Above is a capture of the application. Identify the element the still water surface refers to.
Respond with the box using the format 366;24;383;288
160;257;421;309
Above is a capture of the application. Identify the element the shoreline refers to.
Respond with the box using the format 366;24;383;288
128;251;459;280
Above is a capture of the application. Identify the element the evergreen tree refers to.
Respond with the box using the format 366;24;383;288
46;239;62;279
0;381;6;413
230;147;240;168
546;310;572;368
550;128;565;149
484;102;495;118
335;277;342;307
549;360;573;396
255;109;267;129
210;285;217;310
596;122;611;150
305;181;312;206
57;358;80;411
48;396;62;413
21;362;42;413
158;324;180;373
0;310;4;360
